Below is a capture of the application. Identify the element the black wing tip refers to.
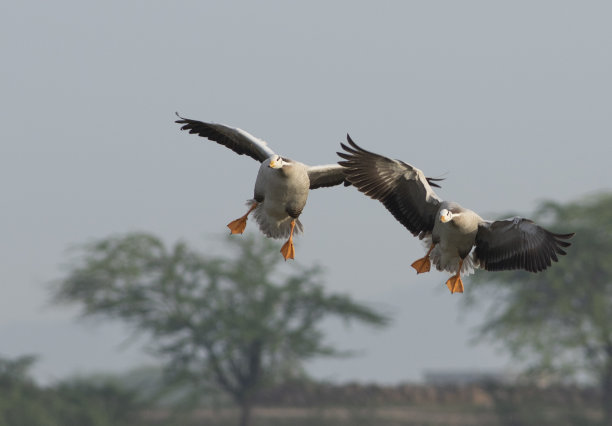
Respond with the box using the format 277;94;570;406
339;135;376;158
174;116;210;133
552;231;575;250
555;232;575;239
426;177;443;189
338;141;359;157
337;151;354;161
345;134;362;151
174;111;188;124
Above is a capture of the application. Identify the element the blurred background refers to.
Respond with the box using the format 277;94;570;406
1;1;611;424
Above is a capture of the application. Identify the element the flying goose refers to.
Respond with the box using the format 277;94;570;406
337;135;574;293
175;114;348;260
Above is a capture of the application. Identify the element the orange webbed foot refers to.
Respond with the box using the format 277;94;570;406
226;203;258;234
227;216;248;234
445;274;464;294
280;220;297;260
280;238;295;260
411;257;431;274
227;216;247;234
411;244;435;274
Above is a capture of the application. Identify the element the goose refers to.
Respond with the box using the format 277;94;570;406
337;135;574;293
176;114;347;260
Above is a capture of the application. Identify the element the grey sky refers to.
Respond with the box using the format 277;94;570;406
1;1;611;384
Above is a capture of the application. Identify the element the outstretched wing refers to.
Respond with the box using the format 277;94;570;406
474;217;574;272
307;164;348;189
175;113;276;163
337;134;442;237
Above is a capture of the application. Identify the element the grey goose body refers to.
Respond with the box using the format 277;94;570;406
337;135;573;293
176;114;347;259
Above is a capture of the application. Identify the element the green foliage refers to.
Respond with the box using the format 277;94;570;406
465;193;612;381
0;354;38;386
0;354;140;426
54;233;389;421
463;193;612;425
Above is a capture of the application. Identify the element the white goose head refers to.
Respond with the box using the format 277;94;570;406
439;208;459;223
268;155;290;169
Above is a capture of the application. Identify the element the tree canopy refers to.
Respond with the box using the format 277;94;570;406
464;193;612;422
0;354;139;426
54;233;389;426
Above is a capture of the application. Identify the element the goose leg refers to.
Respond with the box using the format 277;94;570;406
411;244;435;274
445;259;464;294
227;203;258;234
280;220;296;260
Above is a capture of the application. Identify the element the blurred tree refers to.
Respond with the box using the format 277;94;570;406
0;354;37;386
0;354;139;426
464;193;612;424
54;233;389;426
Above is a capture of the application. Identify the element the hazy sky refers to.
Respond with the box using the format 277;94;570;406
1;1;611;384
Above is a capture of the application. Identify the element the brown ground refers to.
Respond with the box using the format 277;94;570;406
139;382;602;425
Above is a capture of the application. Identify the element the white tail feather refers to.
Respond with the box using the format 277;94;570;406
247;200;303;239
420;235;479;276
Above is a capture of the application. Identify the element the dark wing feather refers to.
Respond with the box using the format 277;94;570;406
307;164;348;189
175;113;275;163
474;217;574;272
337;134;441;237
